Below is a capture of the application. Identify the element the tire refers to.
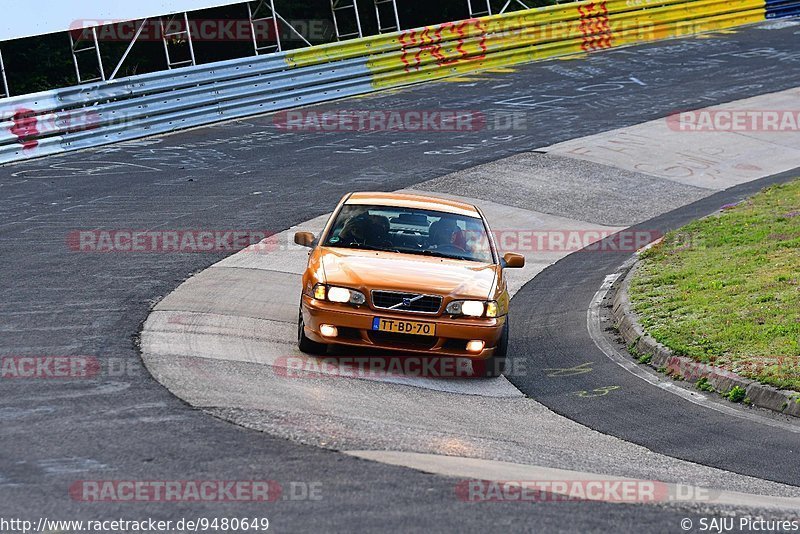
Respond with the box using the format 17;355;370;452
297;307;327;354
481;320;508;378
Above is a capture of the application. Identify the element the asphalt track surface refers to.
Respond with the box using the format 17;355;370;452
2;22;800;531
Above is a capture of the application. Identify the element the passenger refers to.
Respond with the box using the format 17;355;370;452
340;213;392;247
339;214;372;245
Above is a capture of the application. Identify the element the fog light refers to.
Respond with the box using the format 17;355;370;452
466;340;485;353
320;324;338;338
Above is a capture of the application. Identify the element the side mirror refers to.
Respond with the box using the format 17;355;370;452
502;252;525;269
294;231;316;248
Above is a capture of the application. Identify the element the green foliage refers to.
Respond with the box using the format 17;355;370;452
696;377;715;392
725;386;747;404
629;180;800;392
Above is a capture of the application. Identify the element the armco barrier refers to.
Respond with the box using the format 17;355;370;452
0;0;791;165
766;0;800;17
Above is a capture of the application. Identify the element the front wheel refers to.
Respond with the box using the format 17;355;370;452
298;307;327;354
481;321;508;378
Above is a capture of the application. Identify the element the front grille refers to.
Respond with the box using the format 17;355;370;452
368;331;438;349
371;290;442;314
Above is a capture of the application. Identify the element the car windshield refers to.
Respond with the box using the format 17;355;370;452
322;204;495;263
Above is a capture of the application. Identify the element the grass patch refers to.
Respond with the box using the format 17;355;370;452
629;180;800;392
725;386;748;404
696;377;715;392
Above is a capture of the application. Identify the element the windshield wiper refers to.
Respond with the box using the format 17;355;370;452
335;243;401;253
396;248;474;262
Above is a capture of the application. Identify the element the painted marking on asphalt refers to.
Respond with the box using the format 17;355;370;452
544;362;594;377
576;385;621;398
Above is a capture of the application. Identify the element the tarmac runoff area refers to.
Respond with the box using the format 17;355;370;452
141;87;800;509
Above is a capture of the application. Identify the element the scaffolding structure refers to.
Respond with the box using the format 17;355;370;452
330;0;401;40
0;0;541;97
373;0;401;33
247;0;282;54
469;0;531;17
0;49;8;98
248;0;312;54
109;19;149;80
468;0;492;17
69;27;106;83
331;0;365;40
497;0;532;14
161;13;197;69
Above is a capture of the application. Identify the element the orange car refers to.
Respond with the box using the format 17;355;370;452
294;192;524;377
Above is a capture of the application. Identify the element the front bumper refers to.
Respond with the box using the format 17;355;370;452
301;295;505;359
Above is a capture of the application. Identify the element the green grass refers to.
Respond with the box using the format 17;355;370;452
629;180;800;392
725;386;748;404
696;377;715;392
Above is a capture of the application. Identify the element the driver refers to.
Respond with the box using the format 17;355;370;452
429;218;464;250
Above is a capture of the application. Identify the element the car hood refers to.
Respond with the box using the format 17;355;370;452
319;247;497;299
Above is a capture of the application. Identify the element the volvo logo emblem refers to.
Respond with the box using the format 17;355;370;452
388;294;425;311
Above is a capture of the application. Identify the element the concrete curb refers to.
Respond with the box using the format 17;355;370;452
611;260;800;418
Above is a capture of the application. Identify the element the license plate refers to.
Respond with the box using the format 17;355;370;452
372;317;436;336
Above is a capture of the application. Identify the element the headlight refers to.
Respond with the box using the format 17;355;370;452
460;301;485;317
312;284;366;305
327;286;352;303
446;300;499;318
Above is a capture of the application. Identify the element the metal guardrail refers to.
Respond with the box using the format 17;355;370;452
765;0;800;17
0;0;791;165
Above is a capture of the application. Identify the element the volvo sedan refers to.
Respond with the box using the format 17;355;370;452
294;192;524;377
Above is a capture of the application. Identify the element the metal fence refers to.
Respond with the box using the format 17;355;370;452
0;0;794;165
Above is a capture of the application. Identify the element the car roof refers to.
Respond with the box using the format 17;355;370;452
345;192;481;218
